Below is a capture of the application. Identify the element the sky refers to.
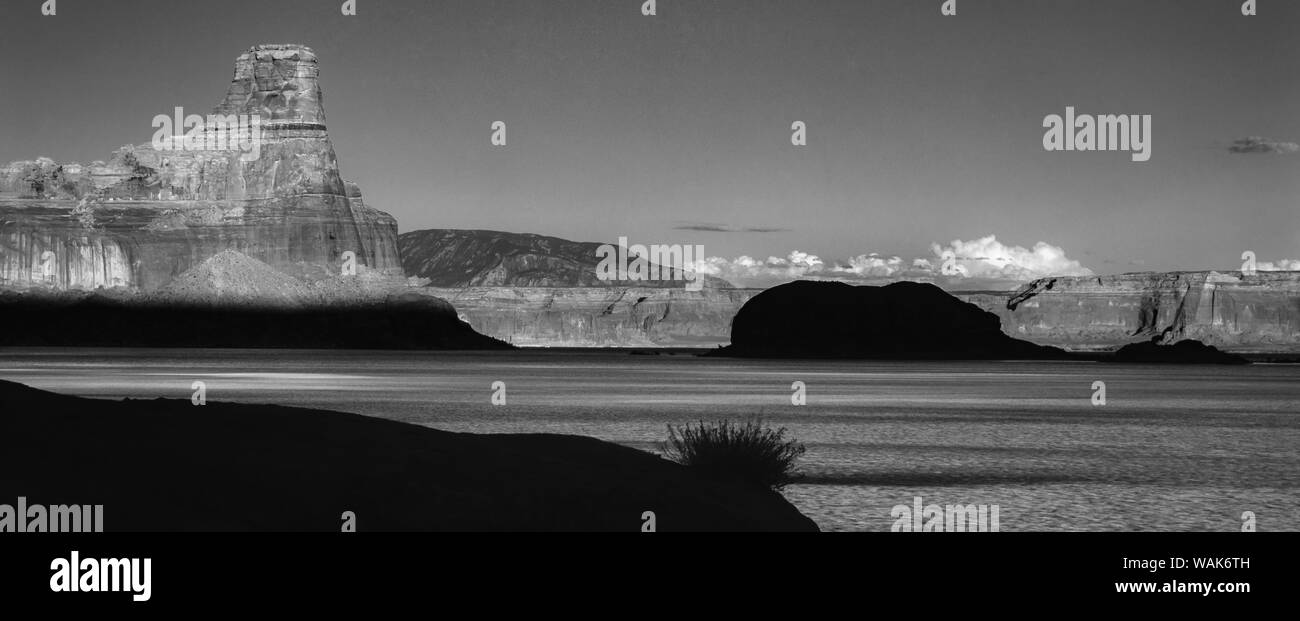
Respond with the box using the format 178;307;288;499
1;0;1297;289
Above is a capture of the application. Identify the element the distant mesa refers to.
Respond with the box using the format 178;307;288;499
422;281;760;348
401;228;751;347
402;228;1300;353
713;280;1072;360
399;228;732;289
406;230;1300;354
960;271;1300;355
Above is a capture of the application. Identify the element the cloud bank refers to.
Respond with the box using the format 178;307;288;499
1256;259;1300;271
693;235;1094;290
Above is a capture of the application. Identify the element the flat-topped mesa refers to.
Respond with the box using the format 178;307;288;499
958;271;1300;353
0;44;402;292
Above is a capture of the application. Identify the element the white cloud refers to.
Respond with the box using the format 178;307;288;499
1257;259;1300;271
928;235;1094;282
829;253;906;277
696;251;824;286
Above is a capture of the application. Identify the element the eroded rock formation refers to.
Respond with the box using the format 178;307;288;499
0;44;401;292
425;286;760;347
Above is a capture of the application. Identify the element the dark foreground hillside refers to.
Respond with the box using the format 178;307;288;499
0;381;818;532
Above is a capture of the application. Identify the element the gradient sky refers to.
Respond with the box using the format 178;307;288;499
1;0;1297;280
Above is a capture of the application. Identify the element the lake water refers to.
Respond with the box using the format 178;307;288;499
2;348;1297;532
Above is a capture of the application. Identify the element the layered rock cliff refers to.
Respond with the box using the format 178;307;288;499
427;268;1300;353
402;228;745;346
0;44;401;292
425;286;759;347
407;225;1300;352
956;271;1300;353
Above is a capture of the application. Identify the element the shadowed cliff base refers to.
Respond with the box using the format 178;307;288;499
0;291;510;349
1109;338;1249;365
712;280;1075;360
0;380;818;532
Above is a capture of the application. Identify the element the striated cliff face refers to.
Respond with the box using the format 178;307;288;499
402;228;745;346
430;270;1300;352
956;271;1300;353
424;286;760;347
0;44;401;292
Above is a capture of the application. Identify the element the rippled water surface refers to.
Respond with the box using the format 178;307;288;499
2;348;1297;531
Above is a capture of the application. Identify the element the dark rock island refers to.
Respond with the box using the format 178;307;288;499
1109;337;1249;365
713;280;1072;360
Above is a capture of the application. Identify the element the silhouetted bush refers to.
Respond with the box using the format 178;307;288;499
661;419;805;490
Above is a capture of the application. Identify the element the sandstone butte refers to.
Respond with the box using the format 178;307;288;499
0;44;401;294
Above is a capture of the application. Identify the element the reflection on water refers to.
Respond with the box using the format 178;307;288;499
2;348;1298;531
